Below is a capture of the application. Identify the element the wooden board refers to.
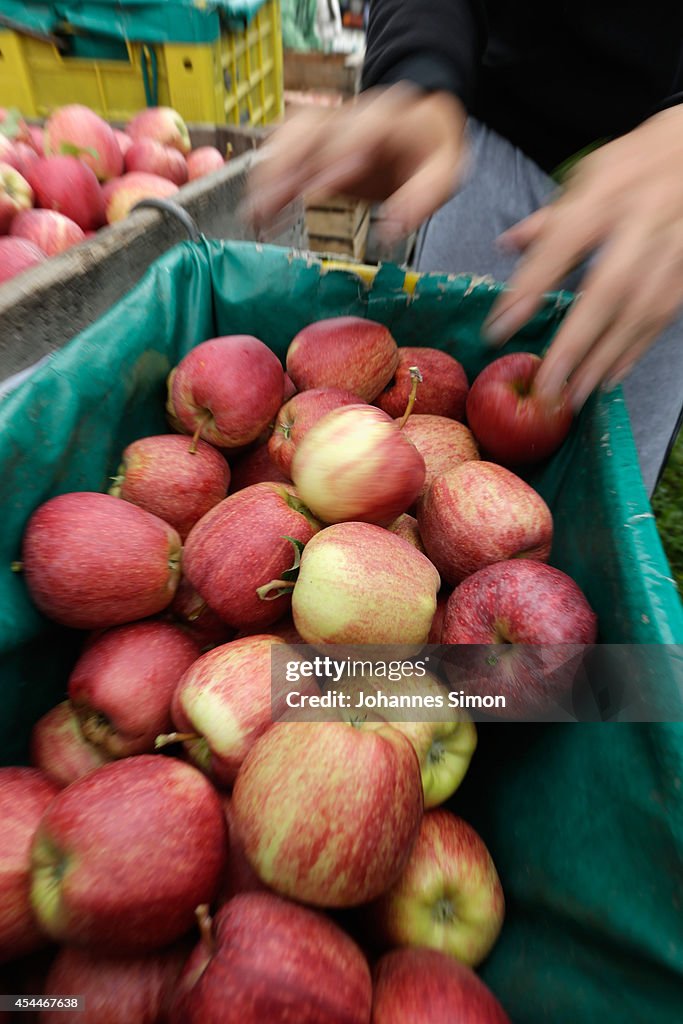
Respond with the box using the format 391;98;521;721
305;199;369;238
308;206;370;260
283;49;362;97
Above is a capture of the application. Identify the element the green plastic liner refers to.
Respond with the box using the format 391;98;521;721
1;0;270;45
0;239;681;1023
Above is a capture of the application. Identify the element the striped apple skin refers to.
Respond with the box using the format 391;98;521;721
292;405;426;526
232;721;424;907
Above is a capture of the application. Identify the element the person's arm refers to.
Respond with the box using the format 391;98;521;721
362;0;486;104
246;1;484;235
484;104;683;409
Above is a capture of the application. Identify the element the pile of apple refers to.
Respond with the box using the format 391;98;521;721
0;104;228;284
2;319;598;1022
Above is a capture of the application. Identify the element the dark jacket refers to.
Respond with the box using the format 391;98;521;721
362;0;683;171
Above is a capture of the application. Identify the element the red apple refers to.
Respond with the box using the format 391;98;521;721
0;162;33;233
168;634;292;786
100;175;121;209
400;414;480;495
68;621;200;757
30;756;227;952
232;720;424;906
397;713;478;810
28;126;46;156
265;614;304;643
30;701;112;788
336;666;477;810
127;107;191;154
12;141;41;178
442;560;598;716
42;943;189;1024
0;237;45;284
0;134;21;171
170;893;372;1023
26;156;105;230
124;139;188;185
269;386;362;475
45;105;123;182
235;613;304;644
113;129;133;159
282;371;297;401
167;576;235;649
377;347;468;420
369;810;504;966
217;798;268;903
105;171;179;223
371;948;510;1024
110;433;230;540
292;523;440;646
386;513;425;552
229;441;290;491
466;352;574;466
170;335;284;449
286;316;399;400
418;461;553;584
21;491;182;629
186;146;225;180
183;482;320;629
292;405;426;526
0;768;59;963
10;209;85;256
427;590;449;644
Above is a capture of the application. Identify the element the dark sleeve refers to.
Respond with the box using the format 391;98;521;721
652;91;683;115
361;0;487;107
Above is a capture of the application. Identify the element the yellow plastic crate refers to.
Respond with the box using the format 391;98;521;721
0;0;283;126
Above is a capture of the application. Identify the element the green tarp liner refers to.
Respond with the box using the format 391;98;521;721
1;0;270;45
0;239;682;1022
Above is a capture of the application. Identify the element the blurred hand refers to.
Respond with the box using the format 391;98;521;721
485;105;683;409
245;85;466;241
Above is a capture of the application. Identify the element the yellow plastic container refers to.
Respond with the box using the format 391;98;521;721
0;0;283;126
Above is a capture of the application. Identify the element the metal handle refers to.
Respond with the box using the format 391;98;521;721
130;199;202;244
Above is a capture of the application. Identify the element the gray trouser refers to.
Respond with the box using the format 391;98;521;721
413;119;683;496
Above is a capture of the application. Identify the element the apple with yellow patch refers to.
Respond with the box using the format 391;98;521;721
337;669;476;809
291;523;440;646
292;405;425;526
232;720;424;907
369;810;505;967
166;634;310;787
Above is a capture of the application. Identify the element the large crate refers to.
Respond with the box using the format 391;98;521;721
0;137;304;390
0;0;283;126
0;243;682;1023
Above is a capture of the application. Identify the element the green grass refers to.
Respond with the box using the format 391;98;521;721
653;426;683;594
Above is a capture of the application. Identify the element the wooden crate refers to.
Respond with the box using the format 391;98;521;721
283;49;362;97
305;196;370;259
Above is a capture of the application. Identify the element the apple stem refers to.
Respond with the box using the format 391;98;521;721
10;561;23;572
187;600;207;623
189;412;211;454
398;366;423;428
256;579;295;601
155;731;200;750
196;904;216;955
